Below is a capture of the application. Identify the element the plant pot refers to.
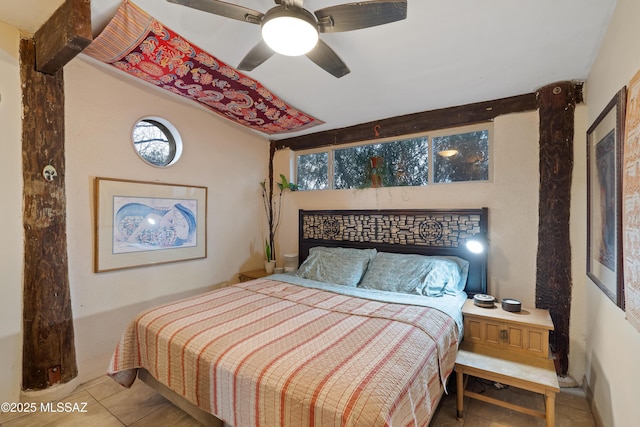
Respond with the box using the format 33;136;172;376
264;260;276;274
370;156;384;169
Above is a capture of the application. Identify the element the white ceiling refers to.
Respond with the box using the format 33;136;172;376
0;0;616;140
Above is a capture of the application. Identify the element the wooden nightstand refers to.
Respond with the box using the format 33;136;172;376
455;299;560;427
461;299;554;360
238;269;270;282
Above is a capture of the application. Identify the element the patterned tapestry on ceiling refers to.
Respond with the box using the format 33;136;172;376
624;69;640;333
83;0;323;135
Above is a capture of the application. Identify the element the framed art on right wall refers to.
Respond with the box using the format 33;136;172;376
587;87;626;309
623;70;640;331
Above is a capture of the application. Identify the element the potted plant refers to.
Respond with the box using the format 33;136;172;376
261;174;296;272
369;156;385;187
264;239;275;273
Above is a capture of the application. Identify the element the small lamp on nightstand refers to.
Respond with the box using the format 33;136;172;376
466;234;488;254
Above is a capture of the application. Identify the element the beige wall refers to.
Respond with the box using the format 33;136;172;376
0;22;24;403
570;103;589;388
583;0;640;425
273;111;541;305
64;56;269;384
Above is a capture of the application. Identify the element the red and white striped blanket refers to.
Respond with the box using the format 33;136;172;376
108;278;460;426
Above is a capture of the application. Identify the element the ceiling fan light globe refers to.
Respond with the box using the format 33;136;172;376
262;9;319;56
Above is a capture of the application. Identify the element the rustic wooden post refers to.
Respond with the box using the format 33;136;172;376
536;82;580;376
21;37;78;391
19;0;90;392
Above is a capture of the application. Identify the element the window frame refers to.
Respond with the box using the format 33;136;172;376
296;150;332;191
429;123;493;185
294;123;493;190
131;116;183;168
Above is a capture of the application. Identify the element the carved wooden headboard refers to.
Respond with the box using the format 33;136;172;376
298;208;488;297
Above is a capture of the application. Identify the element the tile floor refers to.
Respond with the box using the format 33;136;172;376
432;377;597;427
0;375;596;426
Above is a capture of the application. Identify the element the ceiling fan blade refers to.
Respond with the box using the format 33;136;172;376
166;0;263;24
277;0;304;7
237;40;275;71
315;0;407;33
305;40;350;78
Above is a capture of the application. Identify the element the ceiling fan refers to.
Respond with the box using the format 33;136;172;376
166;0;408;78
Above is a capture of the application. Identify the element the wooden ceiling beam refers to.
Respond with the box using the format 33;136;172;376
34;0;92;75
274;93;538;151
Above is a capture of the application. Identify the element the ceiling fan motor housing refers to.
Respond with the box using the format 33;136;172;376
261;6;319;56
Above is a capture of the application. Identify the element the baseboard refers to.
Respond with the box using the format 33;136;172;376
583;375;605;427
20;377;80;403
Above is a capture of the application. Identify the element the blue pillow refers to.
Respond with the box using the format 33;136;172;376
296;250;371;287
309;246;377;262
358;252;463;296
436;256;470;295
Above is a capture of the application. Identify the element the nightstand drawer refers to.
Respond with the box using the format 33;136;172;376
462;299;553;360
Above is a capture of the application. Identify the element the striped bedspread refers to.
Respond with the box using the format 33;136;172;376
108;278;461;426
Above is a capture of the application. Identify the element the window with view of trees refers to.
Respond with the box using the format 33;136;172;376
132;118;182;167
334;137;429;189
297;152;329;190
433;130;489;183
295;125;490;190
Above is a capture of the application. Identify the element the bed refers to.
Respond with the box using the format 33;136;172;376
108;208;488;427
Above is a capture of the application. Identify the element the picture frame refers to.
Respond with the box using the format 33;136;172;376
623;70;640;331
94;177;207;272
587;87;626;309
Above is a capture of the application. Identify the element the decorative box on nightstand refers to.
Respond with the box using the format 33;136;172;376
238;269;269;282
455;299;560;426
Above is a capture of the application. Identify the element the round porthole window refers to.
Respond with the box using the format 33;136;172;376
132;117;182;167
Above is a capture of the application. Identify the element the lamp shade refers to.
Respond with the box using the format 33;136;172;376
261;7;318;56
466;235;488;254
